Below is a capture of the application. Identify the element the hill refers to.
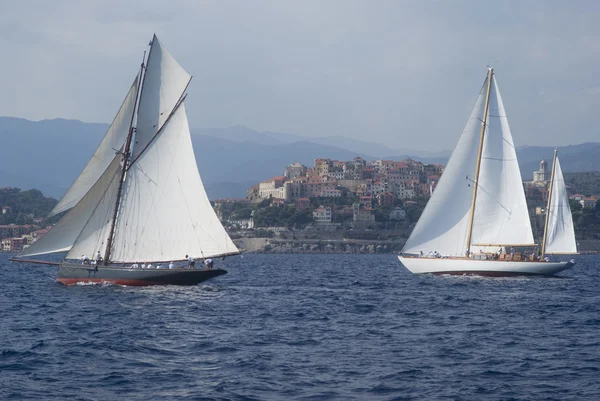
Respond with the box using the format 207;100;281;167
1;116;599;199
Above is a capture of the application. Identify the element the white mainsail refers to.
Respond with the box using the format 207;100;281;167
133;35;191;160
109;103;239;263
470;76;534;246
19;156;123;257
21;35;239;264
544;156;577;254
401;77;488;256
48;76;139;217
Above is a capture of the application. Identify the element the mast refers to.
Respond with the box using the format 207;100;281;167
465;67;493;255
103;50;148;265
541;148;558;257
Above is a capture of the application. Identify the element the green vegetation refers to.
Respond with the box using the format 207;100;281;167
252;206;313;229
564;172;600;196
0;188;57;225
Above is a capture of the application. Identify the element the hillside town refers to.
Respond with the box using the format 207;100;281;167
242;157;444;228
2;158;600;253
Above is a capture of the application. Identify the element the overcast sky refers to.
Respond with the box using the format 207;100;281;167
1;0;599;151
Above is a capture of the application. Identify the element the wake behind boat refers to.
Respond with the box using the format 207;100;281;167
11;35;240;285
398;68;576;276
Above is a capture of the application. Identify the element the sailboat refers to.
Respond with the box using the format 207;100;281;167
398;68;576;276
11;35;240;285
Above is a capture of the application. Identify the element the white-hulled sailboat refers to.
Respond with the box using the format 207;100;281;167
11;35;240;285
398;68;576;276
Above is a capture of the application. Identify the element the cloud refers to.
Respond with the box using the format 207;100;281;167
1;0;599;151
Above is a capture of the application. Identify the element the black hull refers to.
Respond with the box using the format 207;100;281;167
57;263;227;286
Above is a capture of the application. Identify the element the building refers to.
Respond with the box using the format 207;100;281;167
1;237;26;252
580;197;598;208
295;198;311;210
313;206;332;223
377;192;395;207
285;162;307;179
389;207;406;220
533;159;550;184
352;203;375;223
258;176;287;200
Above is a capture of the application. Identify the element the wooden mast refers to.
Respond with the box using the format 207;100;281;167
103;47;149;265
541;148;558;257
465;67;493;256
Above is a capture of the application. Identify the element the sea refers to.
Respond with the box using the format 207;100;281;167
1;253;599;401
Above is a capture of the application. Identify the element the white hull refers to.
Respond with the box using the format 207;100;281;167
398;255;575;276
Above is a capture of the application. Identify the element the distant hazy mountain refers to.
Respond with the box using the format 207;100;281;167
1;117;599;199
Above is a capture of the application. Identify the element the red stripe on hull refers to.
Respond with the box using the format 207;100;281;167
57;278;169;286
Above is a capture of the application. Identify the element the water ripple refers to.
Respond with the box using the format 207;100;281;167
1;253;600;400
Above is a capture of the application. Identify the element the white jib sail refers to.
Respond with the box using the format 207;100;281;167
470;75;534;247
48;75;139;217
19;156;123;257
401;76;488;257
133;35;191;160
110;103;239;263
545;157;577;254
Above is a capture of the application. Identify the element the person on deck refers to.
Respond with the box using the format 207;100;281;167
186;255;195;269
204;258;213;269
169;261;174;269
95;251;102;265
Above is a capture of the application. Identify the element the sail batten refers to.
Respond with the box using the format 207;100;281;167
48;75;139;217
544;157;577;254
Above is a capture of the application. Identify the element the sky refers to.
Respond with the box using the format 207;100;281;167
1;0;599;152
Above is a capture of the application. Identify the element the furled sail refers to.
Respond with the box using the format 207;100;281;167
109;103;239;263
19;156;123;257
132;35;191;160
470;75;534;246
545;157;577;254
48;75;139;217
401;76;488;256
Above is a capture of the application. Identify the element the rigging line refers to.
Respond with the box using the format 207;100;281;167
65;159;123;258
128;92;189;169
465;177;512;215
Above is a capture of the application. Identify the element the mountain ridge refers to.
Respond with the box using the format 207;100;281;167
1;116;599;199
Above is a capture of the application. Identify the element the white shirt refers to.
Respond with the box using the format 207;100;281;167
169;262;174;269
141;263;146;268
147;263;153;269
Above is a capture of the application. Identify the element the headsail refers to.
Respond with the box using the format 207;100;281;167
109;103;239;263
544;156;577;254
133;35;191;160
18;155;123;257
401;76;488;256
470;75;534;246
48;75;139;217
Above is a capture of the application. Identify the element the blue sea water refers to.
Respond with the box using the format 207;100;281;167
1;253;599;401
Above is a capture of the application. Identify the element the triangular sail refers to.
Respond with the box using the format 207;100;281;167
48;75;139;217
401;77;488;256
132;35;191;160
470;76;534;246
109;103;239;263
545;157;577;254
19;156;123;257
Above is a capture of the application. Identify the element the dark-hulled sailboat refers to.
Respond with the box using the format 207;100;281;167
12;35;240;285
